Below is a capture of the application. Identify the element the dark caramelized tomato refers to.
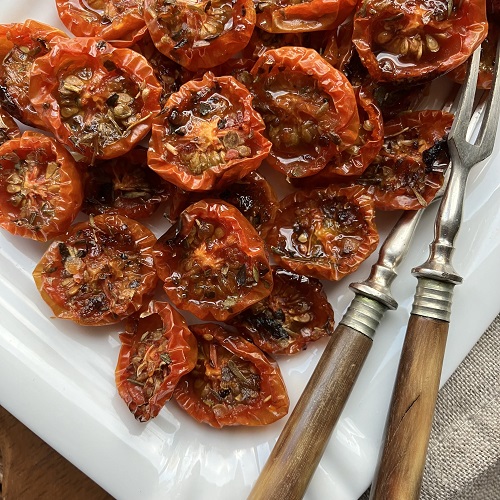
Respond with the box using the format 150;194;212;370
352;0;488;82
148;72;271;192
231;267;334;355
82;147;171;219
32;214;158;326
132;34;194;105
0;132;83;241
173;323;289;427
166;171;279;237
0;20;68;128
255;0;357;33
0;108;20;146
154;200;273;322
250;47;359;178
115;301;198;422
55;0;147;47
242;28;304;60
448;19;499;89
29;37;162;162
143;0;256;71
264;185;379;281
296;86;384;187
353;110;453;210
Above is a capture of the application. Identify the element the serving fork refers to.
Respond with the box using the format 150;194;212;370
249;42;500;500
370;41;500;500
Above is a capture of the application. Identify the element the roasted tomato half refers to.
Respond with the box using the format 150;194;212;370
250;47;359;178
173;323;289;427
352;0;488;82
55;0;147;47
148;72;271;191
0;108;20;146
154;200;273;322
0;131;83;241
296;86;384;187
448;18;499;89
82;146;171;219
166;171;279;238
265;185;379;281
0;20;68;128
29;37;162;162
33;214;158;326
143;0;256;71
116;301;198;422
255;0;357;33
353;110;453;210
231;267;334;355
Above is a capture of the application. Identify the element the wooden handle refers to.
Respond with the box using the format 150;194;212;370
249;324;373;500
370;314;449;500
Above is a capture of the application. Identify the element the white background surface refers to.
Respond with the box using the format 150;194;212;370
0;3;499;499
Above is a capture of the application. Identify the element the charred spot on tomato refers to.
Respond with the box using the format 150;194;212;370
422;138;449;173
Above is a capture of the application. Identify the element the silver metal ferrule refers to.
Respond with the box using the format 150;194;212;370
340;294;388;339
411;277;455;322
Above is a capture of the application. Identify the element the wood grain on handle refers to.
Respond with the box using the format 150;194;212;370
370;314;449;500
249;324;373;500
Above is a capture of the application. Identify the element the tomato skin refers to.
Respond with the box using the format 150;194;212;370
0;131;83;241
0;108;21;146
256;0;357;33
353;110;453;210
352;0;488;82
264;185;379;281
143;0;256;71
29;37;162;161
250;47;360;178
148;72;271;192
55;0;147;47
33;214;158;326
173;323;289;427
231;267;335;355
0;20;69;129
81;146;171;219
154;200;273;322
115;301;198;422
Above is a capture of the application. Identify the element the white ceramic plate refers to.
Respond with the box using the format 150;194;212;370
1;3;499;499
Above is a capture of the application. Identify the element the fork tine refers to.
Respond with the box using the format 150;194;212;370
475;37;500;154
447;47;481;144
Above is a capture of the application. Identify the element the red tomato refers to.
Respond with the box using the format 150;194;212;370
173;323;289;427
29;37;162;161
143;0;256;71
448;19;499;89
296;85;384;187
352;0;488;82
231;267;335;355
115;301;198;422
148;72;271;191
55;0;147;47
250;47;360;178
82;146;171;219
0;20;68;128
154;200;273;322
353;110;453;210
32;214;158;326
264;185;379;281
256;0;357;33
0;107;21;146
166;171;279;237
0;131;83;241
